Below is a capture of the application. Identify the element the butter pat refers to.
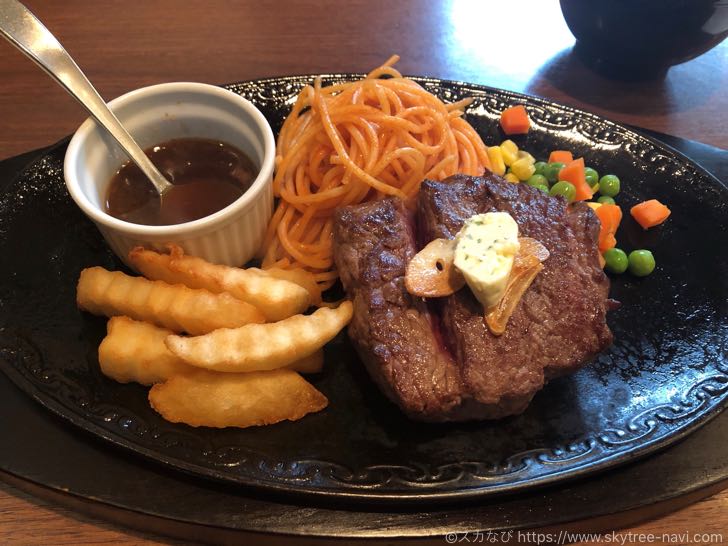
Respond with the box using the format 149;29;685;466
453;212;520;309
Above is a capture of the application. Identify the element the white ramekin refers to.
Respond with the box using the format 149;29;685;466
64;82;275;268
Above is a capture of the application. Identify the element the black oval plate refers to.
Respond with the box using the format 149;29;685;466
0;76;726;504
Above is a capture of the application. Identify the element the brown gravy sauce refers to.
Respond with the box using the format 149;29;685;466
105;138;258;226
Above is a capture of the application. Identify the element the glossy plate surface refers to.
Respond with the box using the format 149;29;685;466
0;76;726;503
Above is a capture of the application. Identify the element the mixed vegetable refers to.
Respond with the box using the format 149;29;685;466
495;105;672;277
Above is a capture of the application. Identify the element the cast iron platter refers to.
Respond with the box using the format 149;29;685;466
0;77;726;513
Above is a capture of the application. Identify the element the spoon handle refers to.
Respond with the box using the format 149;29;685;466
0;0;171;194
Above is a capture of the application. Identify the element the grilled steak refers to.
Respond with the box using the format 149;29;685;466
332;174;612;421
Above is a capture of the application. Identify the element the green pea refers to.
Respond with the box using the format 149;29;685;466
599;174;621;197
585;167;599;188
526;174;548;188
597;196;616;205
534;183;549;193
544;162;565;183
534;161;548;176
628;249;655;277
549;181;576;202
603;248;628;274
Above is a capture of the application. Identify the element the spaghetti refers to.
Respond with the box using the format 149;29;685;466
260;56;492;289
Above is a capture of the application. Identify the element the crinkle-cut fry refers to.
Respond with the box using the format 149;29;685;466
99;316;193;385
126;246;177;284
287;349;324;374
247;266;322;306
148;368;328;428
128;246;311;322
166;301;353;372
77;267;264;335
100;316;323;384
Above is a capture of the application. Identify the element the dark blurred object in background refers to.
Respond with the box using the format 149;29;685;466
560;0;728;79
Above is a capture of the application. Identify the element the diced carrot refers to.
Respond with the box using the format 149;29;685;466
630;199;671;229
500;105;530;135
603;233;617;251
548;150;573;164
595;203;623;252
558;158;593;201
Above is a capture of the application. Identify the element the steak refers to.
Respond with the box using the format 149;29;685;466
332;174;612;421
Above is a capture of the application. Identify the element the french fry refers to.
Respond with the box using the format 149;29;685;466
128;246;311;322
99;316;193;385
166;301;353;372
148;368;328;428
99;316;323;383
77;267;264;335
248;266;322;306
126;247;177;285
287;349;324;374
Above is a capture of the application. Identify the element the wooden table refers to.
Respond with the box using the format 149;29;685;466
0;1;726;543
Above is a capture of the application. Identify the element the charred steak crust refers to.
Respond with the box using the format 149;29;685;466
333;175;613;422
332;200;464;420
418;174;613;412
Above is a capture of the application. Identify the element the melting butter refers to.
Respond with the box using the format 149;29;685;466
453;212;520;309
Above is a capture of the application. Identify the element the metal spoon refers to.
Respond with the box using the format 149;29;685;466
0;0;173;196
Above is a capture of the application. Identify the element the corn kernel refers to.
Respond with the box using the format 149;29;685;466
586;202;602;211
511;157;536;181
500;139;518;155
504;173;520;184
500;139;518;166
516;150;535;164
487;146;506;176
